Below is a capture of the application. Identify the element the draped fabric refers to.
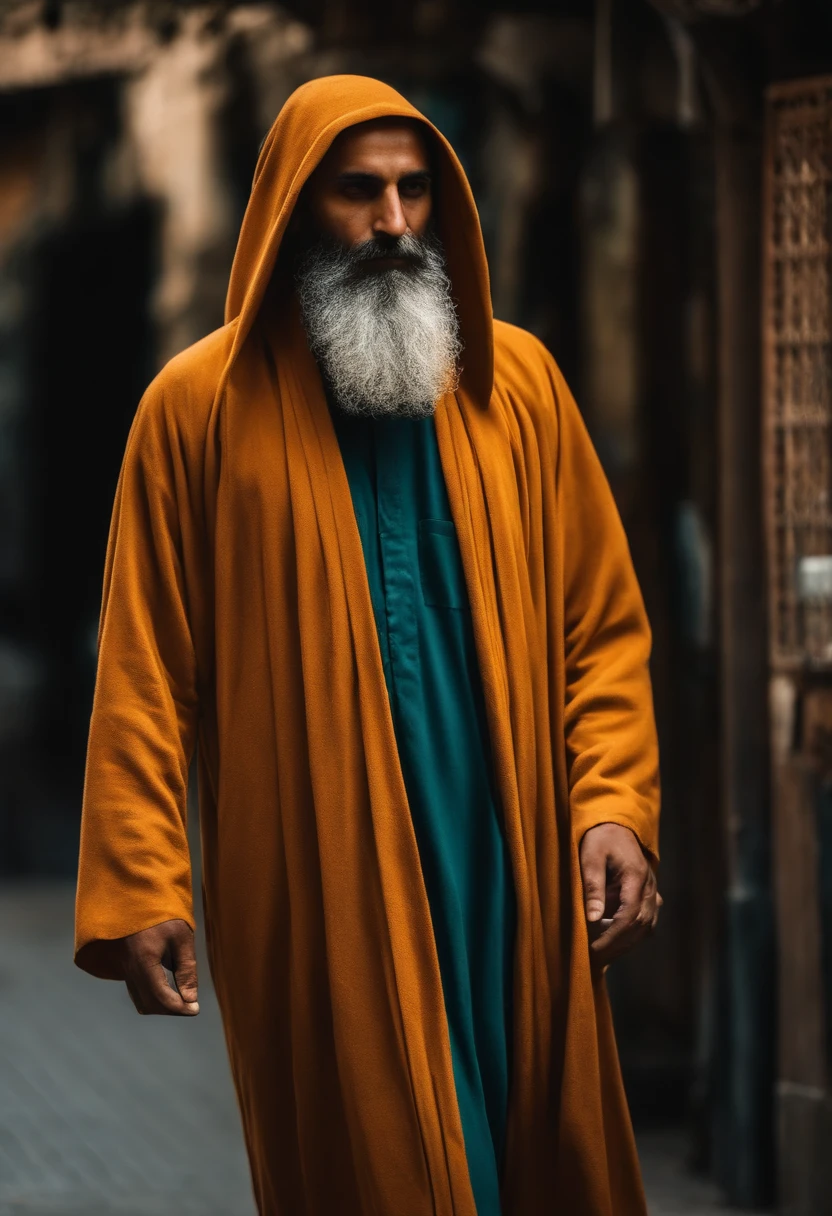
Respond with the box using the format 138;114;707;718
329;404;516;1216
75;75;661;1215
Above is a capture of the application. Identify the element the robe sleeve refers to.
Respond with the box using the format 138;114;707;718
74;384;199;979
552;362;661;863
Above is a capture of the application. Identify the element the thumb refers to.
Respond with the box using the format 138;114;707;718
581;843;608;923
170;929;200;1013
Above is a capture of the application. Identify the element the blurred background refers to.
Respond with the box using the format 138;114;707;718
0;0;831;1212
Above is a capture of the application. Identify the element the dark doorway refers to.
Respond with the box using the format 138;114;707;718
0;79;159;874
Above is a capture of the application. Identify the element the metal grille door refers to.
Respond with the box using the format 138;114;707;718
764;76;832;669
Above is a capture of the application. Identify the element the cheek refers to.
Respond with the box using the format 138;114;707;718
309;196;367;245
325;203;374;245
406;198;433;235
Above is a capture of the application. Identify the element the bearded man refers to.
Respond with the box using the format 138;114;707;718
75;76;661;1216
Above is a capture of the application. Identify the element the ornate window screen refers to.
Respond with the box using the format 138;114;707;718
763;76;832;669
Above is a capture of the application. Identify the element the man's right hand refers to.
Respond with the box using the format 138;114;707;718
117;919;200;1016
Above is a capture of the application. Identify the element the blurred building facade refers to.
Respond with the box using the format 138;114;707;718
0;0;830;1211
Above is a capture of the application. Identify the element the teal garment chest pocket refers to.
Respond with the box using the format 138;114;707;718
419;519;468;610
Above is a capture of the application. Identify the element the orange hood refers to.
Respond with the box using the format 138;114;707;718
224;74;494;407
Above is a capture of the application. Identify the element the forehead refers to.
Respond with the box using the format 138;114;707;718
318;119;430;176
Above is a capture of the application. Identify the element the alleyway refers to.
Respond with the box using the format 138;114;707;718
0;884;763;1216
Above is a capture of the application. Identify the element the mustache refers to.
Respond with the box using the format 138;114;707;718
296;229;441;280
348;232;428;265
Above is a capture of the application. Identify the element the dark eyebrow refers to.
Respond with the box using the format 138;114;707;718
399;170;432;186
335;170;432;188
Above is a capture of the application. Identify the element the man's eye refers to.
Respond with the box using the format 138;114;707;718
341;183;376;200
400;181;428;198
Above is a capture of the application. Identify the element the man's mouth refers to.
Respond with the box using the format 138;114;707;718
361;255;416;272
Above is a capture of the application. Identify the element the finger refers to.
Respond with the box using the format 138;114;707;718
170;932;200;1012
641;878;658;913
590;868;648;961
588;916;615;944
129;960;199;1017
125;978;146;1015
581;844;608;924
592;912;651;967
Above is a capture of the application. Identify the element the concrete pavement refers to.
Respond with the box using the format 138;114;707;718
0;883;763;1216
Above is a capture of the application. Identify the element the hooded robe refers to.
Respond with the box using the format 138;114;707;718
74;75;661;1216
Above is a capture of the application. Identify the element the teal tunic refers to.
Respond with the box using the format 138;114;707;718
329;404;516;1216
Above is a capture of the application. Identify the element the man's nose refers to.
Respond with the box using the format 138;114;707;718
372;185;409;239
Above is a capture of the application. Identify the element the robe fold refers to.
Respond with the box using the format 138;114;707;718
74;74;661;1216
330;403;516;1216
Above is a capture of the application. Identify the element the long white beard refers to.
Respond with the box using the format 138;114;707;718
295;230;462;419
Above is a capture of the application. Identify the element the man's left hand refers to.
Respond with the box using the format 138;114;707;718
579;822;662;969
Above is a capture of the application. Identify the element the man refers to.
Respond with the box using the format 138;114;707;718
75;75;661;1216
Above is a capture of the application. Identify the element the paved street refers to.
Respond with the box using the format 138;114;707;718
0;883;763;1216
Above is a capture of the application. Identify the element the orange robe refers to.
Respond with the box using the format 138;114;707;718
74;75;661;1215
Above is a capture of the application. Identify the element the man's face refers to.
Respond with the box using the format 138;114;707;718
303;121;433;259
293;118;460;420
